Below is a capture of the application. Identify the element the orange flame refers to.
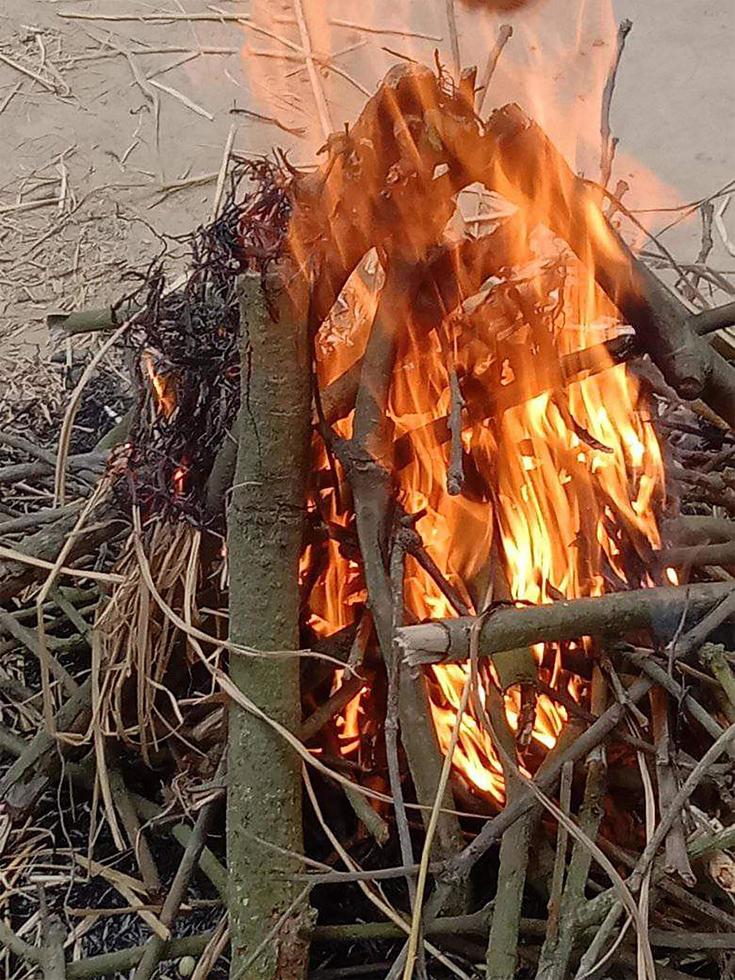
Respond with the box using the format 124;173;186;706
242;0;673;797
142;351;177;420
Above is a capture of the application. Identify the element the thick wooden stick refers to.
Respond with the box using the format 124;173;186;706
397;583;732;665
227;271;313;980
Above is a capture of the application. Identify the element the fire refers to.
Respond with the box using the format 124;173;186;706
142;351;189;497
241;1;671;796
331;668;366;755
142;351;177;420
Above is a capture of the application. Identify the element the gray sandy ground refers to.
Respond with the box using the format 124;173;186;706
0;0;732;358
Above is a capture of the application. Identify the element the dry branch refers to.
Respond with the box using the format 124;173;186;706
397;583;733;665
227;271;313;980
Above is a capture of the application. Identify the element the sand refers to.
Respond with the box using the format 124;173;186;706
0;0;731;353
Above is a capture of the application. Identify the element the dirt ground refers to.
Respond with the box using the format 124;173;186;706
0;0;732;364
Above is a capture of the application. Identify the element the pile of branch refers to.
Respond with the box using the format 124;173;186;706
2;60;735;980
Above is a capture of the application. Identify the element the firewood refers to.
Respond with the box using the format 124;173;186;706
227;270;313;980
472;104;735;425
397;582;733;665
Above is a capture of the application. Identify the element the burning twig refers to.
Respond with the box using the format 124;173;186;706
475;24;513;114
447;367;466;496
477;104;735;422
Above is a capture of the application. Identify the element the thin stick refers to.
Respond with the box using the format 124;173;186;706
546;760;574;939
148;78;214;120
599;18;633;188
402;645;472;979
330;19;441;41
292;0;333;139
0;51;56;92
58;11;251;23
475;25;513;114
650;687;694;885
132;760;225;980
0;545;124;585
209;122;236;222
444;0;461;79
388;542;419;907
633;713;656;980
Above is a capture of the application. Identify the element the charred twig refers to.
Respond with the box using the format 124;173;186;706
447;368;465;496
599;19;633;189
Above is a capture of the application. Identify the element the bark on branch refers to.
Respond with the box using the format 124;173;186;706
396;583;733;665
227;270;313;980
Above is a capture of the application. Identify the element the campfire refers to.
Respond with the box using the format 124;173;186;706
2;10;735;980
